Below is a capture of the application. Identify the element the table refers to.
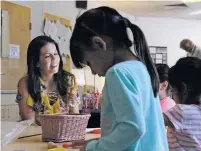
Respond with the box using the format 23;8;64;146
1;126;100;151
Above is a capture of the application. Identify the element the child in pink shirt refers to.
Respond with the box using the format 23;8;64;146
156;64;176;113
164;57;201;151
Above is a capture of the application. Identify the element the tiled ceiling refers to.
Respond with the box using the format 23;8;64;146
92;0;201;20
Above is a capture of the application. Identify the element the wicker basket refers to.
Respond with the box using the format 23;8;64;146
37;113;91;142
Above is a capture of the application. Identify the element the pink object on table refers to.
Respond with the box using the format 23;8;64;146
160;97;176;113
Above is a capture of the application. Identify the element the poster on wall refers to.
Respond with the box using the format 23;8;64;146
43;18;72;57
8;44;20;59
149;46;167;64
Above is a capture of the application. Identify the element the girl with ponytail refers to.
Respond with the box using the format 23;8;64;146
70;6;168;151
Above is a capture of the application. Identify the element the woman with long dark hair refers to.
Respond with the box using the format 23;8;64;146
16;36;80;123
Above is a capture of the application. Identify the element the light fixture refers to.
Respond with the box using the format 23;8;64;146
189;10;201;15
183;0;201;3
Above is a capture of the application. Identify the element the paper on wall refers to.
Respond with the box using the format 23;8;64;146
57;23;63;39
9;44;20;59
44;18;49;35
54;36;60;44
64;26;72;41
62;56;66;64
46;21;53;37
63;41;70;56
48;20;52;37
44;19;52;36
58;39;65;55
65;27;72;60
60;24;68;39
43;18;72;58
49;22;57;40
55;20;61;38
63;26;68;41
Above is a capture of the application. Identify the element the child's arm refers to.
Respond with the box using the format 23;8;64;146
86;68;146;151
163;105;181;130
163;114;174;129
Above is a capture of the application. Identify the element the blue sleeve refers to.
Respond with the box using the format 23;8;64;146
86;68;146;151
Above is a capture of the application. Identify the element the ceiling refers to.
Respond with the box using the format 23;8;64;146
94;0;201;20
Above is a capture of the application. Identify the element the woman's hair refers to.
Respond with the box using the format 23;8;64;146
168;57;201;105
27;35;72;103
70;6;159;97
156;64;170;94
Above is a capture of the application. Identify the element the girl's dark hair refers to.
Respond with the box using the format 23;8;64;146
168;57;201;105
156;64;170;94
27;35;72;103
70;6;159;97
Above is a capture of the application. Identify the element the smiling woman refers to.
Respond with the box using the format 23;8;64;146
16;36;80;124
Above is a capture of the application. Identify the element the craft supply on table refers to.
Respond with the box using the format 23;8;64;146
48;142;58;149
92;129;101;134
48;148;66;151
85;128;101;133
47;141;85;150
1;120;34;146
18;133;42;139
62;143;72;148
62;143;82;149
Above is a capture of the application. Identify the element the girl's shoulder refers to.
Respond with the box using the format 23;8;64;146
176;104;201;109
176;104;201;114
166;104;201;121
106;60;147;81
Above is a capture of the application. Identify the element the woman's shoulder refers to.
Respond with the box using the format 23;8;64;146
18;76;28;88
16;76;29;103
17;76;29;96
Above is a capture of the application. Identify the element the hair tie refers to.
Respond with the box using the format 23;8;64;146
112;15;121;24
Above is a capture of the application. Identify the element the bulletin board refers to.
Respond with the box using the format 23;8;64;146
149;46;167;64
43;13;72;72
1;1;31;90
